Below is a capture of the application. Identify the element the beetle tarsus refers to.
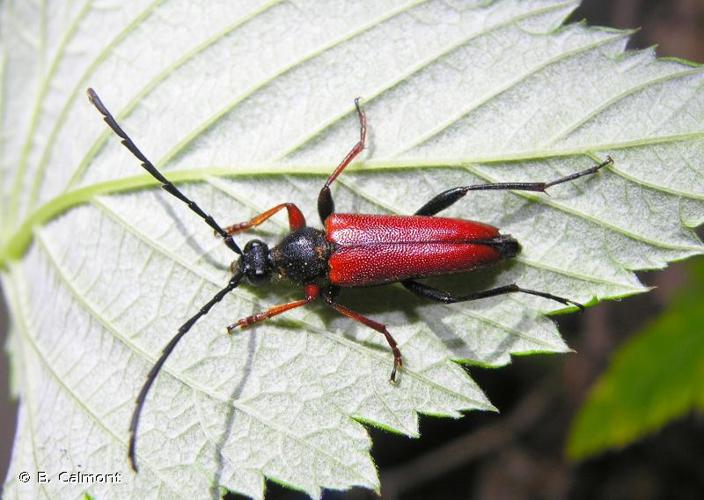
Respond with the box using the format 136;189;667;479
235;316;257;328
544;156;613;189
389;356;403;384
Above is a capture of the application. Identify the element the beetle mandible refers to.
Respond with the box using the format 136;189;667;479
87;88;611;471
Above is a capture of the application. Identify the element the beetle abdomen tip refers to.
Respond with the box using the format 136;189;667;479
495;235;520;259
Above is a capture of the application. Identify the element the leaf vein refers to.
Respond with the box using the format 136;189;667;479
392;31;631;156
544;65;704;146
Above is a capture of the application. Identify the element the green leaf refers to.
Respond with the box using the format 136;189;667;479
1;0;702;498
567;258;704;461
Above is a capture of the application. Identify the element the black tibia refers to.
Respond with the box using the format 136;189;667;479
318;98;367;223
402;279;584;310
414;156;613;216
318;185;334;226
415;187;467;217
128;271;244;472
86;88;242;255
322;286;403;382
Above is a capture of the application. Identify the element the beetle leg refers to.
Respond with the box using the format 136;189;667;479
402;279;584;310
323;287;403;383
414;156;613;216
222;203;306;236
228;284;320;330
318;98;367;224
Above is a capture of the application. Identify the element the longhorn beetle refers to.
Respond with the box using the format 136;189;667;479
87;88;612;472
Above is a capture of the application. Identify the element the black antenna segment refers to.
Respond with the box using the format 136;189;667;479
86;88;242;255
127;271;244;471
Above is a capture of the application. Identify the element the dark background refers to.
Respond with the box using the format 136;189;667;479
2;0;703;498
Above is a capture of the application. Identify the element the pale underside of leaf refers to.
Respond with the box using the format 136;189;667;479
1;0;703;499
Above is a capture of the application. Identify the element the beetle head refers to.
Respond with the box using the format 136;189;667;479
232;239;272;286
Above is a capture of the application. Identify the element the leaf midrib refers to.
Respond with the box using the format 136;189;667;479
4;129;704;268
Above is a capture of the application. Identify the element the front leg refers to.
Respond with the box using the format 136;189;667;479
228;284;320;331
223;202;306;235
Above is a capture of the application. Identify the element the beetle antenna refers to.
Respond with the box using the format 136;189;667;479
128;271;244;472
87;88;242;255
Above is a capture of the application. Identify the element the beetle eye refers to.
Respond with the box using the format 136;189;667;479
244;239;265;252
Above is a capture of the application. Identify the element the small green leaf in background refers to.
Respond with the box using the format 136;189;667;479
567;258;704;460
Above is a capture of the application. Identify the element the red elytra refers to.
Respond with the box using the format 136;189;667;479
87;88;611;472
326;214;507;286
